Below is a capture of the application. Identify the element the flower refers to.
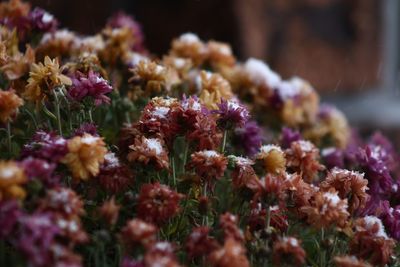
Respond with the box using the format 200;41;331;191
206;40;236;67
127;136;169;170
256;144;286;174
186;114;222;151
170;32;207;66
121;257;144;267
208;238;250;267
233;120;263;156
219;213;244;243
143;241;181;267
73;122;98;137
334;255;372;267
280;127;301;149
379;204;400;241
229;156;259;191
213;99;249;128
39;187;84;217
121;218;157;248
137;182;184;225
28;7;58;32
19;157;58;187
187;150;228;183
322;147;345;169
24;56;72;103
320;168;369;214
68;70;113;106
248;203;288;233
61;133;107;180
0;160;27;200
198;71;233;109
272;237;306;266
0;199;21;239
185;227;219;259
98;197;120;226
301;189;349;229
0;89;23;123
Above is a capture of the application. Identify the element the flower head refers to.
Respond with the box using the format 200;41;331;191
187;150;228;183
0;199;21;239
127;136;169;170
233;120;263;156
208;238;249;267
0;89;23;123
0;161;27;200
98;197;120;226
272;237;306;266
219;212;244;243
256;144;286;174
19;157;58;187
185;226;219;259
144;241;181;267
186;114;222;151
121;218;157;248
213;99;249;128
28;7;58;32
280;127;301;149
198;71;233;109
170;32;207;66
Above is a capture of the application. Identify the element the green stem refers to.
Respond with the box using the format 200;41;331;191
6;121;11;156
202;182;208;226
171;156;177;188
266;205;271;231
182;142;189;173
320;228;326;267
88;109;93;123
221;129;228;153
53;90;62;136
175;188;192;236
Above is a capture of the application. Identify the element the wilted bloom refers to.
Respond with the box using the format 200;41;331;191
334;255;372;267
62;133;107;180
0;89;23;123
285;140;325;183
73;122;98;137
170;32;207;66
198;71;233;109
121;218;157;248
98;197;120;226
28;7;58;32
248;203;288;233
187;150;228;183
208;238;250;267
320;168;369;214
206;40;236;67
233;120;263;156
256;144;286;174
280;127;301;149
322;147;345;169
252;174;286;205
127;136;169;170
301;189;349;229
137;182;183;225
186;114;222;150
213;99;249;128
144;241;181;267
0;200;21;239
185;227;219;259
25;56;72;103
98;152;134;193
272;237;306;266
350;216;395;266
68;70;113;106
229;156;259;191
379;204;400;241
39;187;84;217
20;157;58;187
219;213;244;243
21;130;68;163
0;161;27;200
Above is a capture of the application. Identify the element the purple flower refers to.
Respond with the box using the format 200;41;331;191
28;8;58;32
16;212;60;267
74;123;99;137
369;132;398;172
107;11;145;52
280;127;301;149
121;257;144;267
379;203;400;240
21;130;68;163
213;99;250;128
321;147;345;169
234;120;263;156
0;200;22;239
19;157;59;187
68;71;113;106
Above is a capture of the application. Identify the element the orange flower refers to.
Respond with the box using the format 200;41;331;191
98;197;120;226
0;89;23;123
187;150;227;182
198;71;233;109
24;56;72;103
1;45;35;81
272;237;306;266
334;255;372;267
127;136;169;170
62;134;107;180
206;40;236;67
121;218;157;248
256;144;286;174
301;189;349;229
320;168;369;214
0;160;27;200
170;33;207;66
208;238;250;267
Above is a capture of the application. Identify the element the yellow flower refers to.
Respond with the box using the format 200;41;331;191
24;56;72;103
62;134;107;181
0;89;23;123
256;145;286;174
0;161;27;201
198;71;233;109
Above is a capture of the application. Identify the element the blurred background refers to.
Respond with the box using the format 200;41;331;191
28;0;400;139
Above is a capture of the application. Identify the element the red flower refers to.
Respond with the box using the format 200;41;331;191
185;226;219;259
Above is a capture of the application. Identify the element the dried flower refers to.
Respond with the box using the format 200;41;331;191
186;114;222;151
206;40;236;67
137;182;183;225
127;136;169;170
208;238;250;267
198;71;233;109
0;160;27;200
280;127;301;149
28;7;58;32
143;241;181;267
73;122;98;137
187;150;228;183
229;156;259;191
121;218;157;248
0;199;21;239
379;204;400;241
256;144;286;174
272;237;306;266
213;99;249;128
334;255;372;267
24;56;72;103
233;120;263;156
62;133;107;180
19;157;58;187
185;226;219;259
39;187;84;217
170;32;207;66
219;213;244;243
0;89;23;123
98;197;120;226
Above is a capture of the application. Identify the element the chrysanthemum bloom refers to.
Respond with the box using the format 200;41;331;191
127;136;169;170
256;144;286;175
20;157;58;187
379;204;400;241
99;26;136;65
213;99;249;128
208;238;250;267
0;161;27;200
198;71;233;110
98;197;120;226
73;122;98;137
233;120;263;156
181;95;205;129
24;56;72;103
320;168;369;214
334;255;372;267
285;140;325;183
219;213;244;243
0;89;23;123
137;182;184;225
248;203;288;233
284;173;318;214
36;29;77;60
62;133;107;180
229;156;259;191
187;150;228;183
301;189;349;229
272;237;306;266
68;70;113;106
143;241;181;267
186;114;222;150
39;187;84;217
28;7;58;32
1;45;35;81
121;218;157;248
280;127;301;149
185;226;220;259
170;32;207;66
322;147;345;169
304;104;350;149
98;152;134;193
206;40;236;67
121;257;144;267
21;130;68;163
252;174;287;205
0;200;21;239
350;216;395;266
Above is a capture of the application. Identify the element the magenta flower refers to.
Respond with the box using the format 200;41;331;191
74;123;99;137
280;127;301;149
68;71;113;106
19;157;59;187
121;257;144;267
234;120;263;156
28;8;58;32
321;147;345;169
377;201;400;241
0;200;22;239
213;99;250;128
